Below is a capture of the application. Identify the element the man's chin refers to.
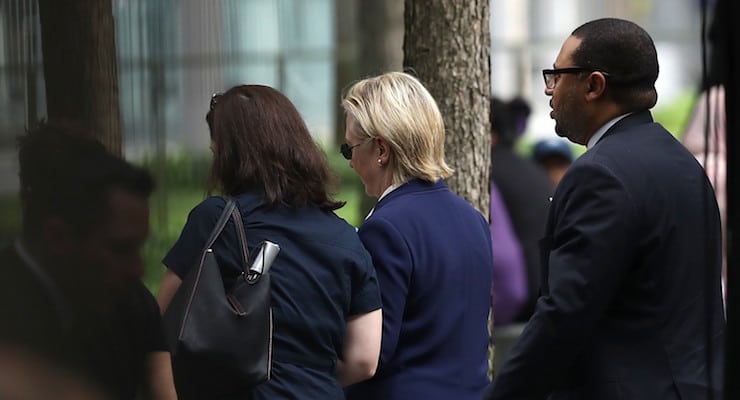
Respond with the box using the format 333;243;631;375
554;126;585;146
554;124;568;138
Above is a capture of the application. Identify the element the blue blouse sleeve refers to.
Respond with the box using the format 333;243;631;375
162;197;227;279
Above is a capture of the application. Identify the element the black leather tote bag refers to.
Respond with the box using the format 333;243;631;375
163;198;273;398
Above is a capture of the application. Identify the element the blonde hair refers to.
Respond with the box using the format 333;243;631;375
342;71;453;184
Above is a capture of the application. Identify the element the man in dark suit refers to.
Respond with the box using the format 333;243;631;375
483;18;725;400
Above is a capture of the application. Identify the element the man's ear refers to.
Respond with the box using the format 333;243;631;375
585;71;608;101
41;217;76;256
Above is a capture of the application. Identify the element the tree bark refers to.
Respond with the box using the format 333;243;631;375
38;0;122;156
404;0;491;218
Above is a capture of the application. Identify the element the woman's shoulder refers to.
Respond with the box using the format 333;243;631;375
190;193;265;216
188;196;228;219
294;209;369;255
304;209;364;242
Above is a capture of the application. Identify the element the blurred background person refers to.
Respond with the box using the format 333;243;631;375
0;123;176;400
532;137;575;186
488;96;554;368
488;180;527;326
490;97;553;326
681;85;726;299
0;345;110;400
157;85;382;400
341;71;492;400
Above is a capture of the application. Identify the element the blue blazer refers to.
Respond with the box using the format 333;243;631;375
346;179;493;400
483;111;726;400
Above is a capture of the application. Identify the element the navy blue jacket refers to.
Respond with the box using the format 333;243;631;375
483;111;725;400
346;179;492;400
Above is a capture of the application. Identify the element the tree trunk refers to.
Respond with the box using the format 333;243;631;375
334;0;358;147
335;0;404;146
38;0;121;156
403;0;491;218
357;0;404;79
335;0;404;220
404;0;493;370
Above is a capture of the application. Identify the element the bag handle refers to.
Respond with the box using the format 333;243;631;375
203;198;237;252
229;203;250;273
207;196;252;275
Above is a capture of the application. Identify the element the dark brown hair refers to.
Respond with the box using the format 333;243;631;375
206;85;343;211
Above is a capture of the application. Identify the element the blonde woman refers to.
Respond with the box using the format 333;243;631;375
341;72;493;400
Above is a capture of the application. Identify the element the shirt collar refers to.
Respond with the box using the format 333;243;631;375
364;181;405;220
587;113;632;149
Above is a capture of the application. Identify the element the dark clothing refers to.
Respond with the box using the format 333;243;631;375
489;181;527;325
0;244;166;400
483;111;726;399
491;146;554;322
164;194;381;399
345;179;492;400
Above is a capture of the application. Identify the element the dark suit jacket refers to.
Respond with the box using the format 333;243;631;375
483;111;725;400
346;179;492;400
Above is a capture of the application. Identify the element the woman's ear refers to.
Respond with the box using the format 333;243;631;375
375;137;391;163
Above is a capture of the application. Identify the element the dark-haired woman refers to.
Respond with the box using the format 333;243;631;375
158;85;382;399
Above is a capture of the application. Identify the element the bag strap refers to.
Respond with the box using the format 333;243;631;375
229;202;250;273
202;198;237;252
208;196;256;275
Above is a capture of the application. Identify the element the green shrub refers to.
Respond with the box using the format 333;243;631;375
325;147;365;227
652;90;697;139
139;150;211;190
142;187;206;292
